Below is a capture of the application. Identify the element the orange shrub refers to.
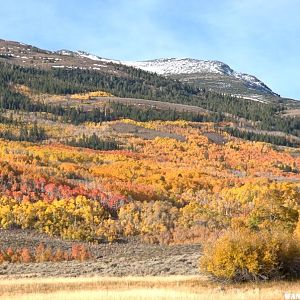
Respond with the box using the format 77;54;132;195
71;244;91;261
0;244;92;264
20;248;32;263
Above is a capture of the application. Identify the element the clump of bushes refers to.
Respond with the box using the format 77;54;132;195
200;228;300;282
0;243;92;264
118;201;179;244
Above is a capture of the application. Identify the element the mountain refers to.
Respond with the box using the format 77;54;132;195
67;51;279;98
0;38;300;145
56;51;278;99
2;37;300;115
0;39;279;101
122;58;278;98
0;39;117;75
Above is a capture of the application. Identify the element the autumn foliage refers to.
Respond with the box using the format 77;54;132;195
0;243;92;264
200;228;300;281
0;120;299;250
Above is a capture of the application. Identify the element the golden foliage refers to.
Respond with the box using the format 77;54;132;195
200;228;300;281
0;120;299;248
70;90;114;99
119;201;178;244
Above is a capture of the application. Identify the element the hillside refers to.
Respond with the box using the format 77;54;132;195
0;38;299;288
0;39;294;100
1;39;300;146
0;117;299;272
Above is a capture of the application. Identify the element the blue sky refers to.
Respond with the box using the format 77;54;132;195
0;0;299;99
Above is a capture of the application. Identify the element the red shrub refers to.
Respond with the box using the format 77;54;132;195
20;248;32;263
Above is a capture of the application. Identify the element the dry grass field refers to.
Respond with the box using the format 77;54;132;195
0;276;299;300
0;230;200;278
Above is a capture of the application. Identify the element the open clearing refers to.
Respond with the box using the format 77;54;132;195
0;229;200;278
0;276;299;300
38;94;209;114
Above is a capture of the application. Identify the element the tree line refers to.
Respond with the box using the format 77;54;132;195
223;126;299;147
0;61;300;144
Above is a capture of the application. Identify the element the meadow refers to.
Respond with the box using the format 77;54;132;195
0;276;299;300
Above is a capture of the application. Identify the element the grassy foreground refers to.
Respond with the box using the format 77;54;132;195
0;276;299;300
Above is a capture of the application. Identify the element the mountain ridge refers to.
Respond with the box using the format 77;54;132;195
53;48;278;97
0;38;286;100
121;58;277;97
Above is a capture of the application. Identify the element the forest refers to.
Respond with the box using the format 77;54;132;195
1;61;300;140
0;59;299;282
0;117;298;280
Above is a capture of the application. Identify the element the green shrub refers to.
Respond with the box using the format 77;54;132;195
199;228;300;282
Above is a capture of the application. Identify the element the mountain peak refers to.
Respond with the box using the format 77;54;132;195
122;58;277;96
123;58;233;75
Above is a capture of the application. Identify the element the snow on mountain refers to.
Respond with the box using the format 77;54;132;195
122;58;275;95
75;51;120;63
53;49;275;96
123;58;227;75
55;50;75;56
76;51;102;61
